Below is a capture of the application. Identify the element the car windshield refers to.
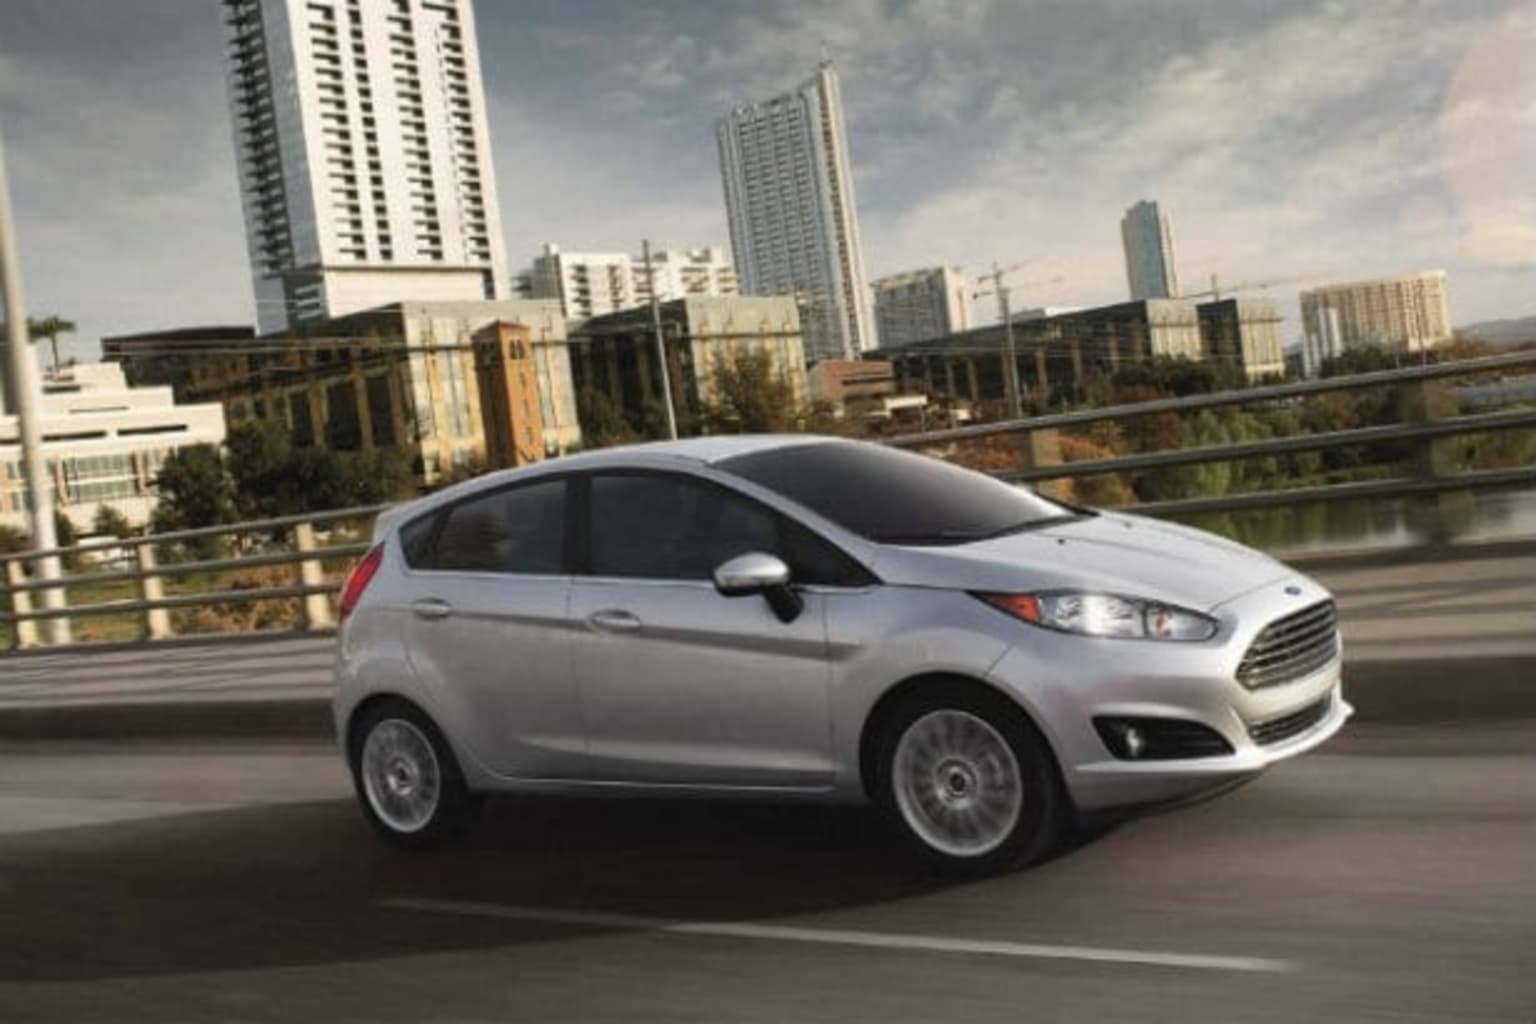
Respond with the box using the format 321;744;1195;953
718;441;1086;545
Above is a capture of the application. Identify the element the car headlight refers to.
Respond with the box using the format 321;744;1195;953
976;591;1219;641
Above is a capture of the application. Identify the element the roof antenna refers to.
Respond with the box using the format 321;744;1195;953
819;38;830;66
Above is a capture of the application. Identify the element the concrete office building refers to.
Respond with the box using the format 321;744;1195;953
1197;298;1287;381
872;267;971;348
104;300;580;484
1299;271;1452;355
0;364;226;533
871;299;1205;409
717;62;872;362
520;244;738;320
222;0;509;334
570;296;807;434
1121;200;1180;300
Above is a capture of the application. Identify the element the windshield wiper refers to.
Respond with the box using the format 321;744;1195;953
875;512;1092;546
970;511;1093;541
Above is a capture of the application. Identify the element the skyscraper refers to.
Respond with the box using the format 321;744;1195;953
222;0;509;335
717;62;871;362
1121;200;1180;300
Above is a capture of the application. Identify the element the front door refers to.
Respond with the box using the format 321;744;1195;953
568;471;837;788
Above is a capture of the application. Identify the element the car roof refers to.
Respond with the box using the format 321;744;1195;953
380;434;839;533
564;433;829;467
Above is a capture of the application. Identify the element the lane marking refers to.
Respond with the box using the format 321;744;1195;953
380;897;1296;974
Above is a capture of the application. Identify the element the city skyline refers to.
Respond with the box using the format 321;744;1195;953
2;0;1534;359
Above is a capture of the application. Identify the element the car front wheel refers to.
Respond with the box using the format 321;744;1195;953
874;688;1063;877
350;699;479;847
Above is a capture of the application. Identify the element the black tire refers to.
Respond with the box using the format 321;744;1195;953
871;686;1064;878
348;698;481;848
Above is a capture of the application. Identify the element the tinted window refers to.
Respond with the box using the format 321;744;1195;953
719;441;1079;545
407;479;565;574
587;473;870;585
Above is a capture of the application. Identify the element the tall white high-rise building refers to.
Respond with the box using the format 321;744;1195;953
871;267;971;348
1121;200;1180;300
223;0;509;335
717;62;871;362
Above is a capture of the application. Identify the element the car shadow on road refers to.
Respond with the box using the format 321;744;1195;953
0;792;1113;984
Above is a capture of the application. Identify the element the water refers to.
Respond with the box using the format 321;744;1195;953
1171;486;1536;556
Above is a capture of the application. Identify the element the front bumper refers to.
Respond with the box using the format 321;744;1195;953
985;573;1352;811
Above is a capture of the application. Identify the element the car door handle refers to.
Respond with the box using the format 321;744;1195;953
411;599;454;620
588;609;642;633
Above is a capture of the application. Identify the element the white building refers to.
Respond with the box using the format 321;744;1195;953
0;364;227;534
638;247;738;304
717;61;872;362
1299;271;1452;358
520;244;738;320
523;246;637;320
1121;200;1180;301
222;0;509;335
871;267;971;348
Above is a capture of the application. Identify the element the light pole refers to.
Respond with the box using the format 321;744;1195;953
641;239;679;440
0;129;69;644
975;262;1025;420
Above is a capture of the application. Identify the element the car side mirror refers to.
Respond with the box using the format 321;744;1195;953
713;552;803;623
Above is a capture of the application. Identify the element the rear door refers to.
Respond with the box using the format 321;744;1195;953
400;476;583;778
567;470;852;788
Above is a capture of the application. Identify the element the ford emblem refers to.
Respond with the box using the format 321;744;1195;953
1285;585;1302;596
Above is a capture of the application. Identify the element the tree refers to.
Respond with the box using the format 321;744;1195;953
27;315;76;375
92;504;133;539
702;349;804;434
0;524;28;555
52;510;82;570
576;387;641;449
153;444;237;534
225;420;297;519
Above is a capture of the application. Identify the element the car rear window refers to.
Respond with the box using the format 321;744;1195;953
718;440;1076;545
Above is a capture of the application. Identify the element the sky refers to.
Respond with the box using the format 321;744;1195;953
1;0;1533;363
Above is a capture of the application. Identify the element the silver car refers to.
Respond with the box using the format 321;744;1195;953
334;436;1349;875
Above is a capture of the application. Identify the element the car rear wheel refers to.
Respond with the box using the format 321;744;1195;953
874;688;1063;877
350;699;479;847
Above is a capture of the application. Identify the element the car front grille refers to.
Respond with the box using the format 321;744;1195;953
1236;600;1339;689
1247;694;1332;746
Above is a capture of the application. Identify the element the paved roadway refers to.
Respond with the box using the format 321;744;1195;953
1;722;1534;1022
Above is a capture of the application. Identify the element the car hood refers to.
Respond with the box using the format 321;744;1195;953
869;511;1295;611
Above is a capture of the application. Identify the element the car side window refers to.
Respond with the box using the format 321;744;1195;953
586;472;873;586
588;473;779;580
406;479;565;574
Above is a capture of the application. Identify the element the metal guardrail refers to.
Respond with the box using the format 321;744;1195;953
2;353;1534;650
1;504;386;650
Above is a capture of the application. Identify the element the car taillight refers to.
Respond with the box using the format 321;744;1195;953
338;544;385;622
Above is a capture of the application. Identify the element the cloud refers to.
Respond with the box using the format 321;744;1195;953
0;0;1531;361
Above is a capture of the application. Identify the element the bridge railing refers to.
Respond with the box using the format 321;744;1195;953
1;504;386;650
889;349;1536;515
3;351;1534;650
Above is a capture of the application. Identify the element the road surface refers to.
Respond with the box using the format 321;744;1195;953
1;722;1533;1022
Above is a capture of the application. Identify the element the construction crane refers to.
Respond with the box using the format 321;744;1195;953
1179;271;1327;302
973;263;1065;418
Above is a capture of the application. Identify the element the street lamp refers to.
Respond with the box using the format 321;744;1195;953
0;128;70;644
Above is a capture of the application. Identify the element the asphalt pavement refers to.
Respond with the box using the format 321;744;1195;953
1;722;1533;1022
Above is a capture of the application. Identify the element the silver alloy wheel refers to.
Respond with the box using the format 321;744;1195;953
892;709;1024;858
360;718;442;834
